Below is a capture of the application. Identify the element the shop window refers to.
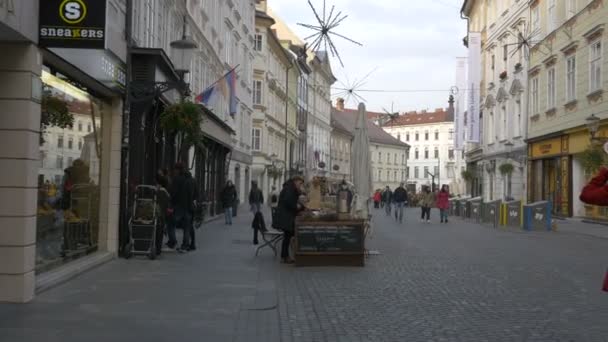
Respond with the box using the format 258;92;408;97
37;70;104;273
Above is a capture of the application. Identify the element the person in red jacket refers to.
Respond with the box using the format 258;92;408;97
436;185;451;224
579;167;608;292
580;167;608;206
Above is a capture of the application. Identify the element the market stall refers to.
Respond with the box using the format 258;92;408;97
293;103;372;267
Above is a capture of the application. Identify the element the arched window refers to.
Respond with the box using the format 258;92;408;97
414;148;419;159
424;147;429;159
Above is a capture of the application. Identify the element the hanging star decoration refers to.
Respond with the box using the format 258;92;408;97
297;0;363;67
504;17;549;60
333;67;377;106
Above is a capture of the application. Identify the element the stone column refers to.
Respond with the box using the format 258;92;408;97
0;43;42;303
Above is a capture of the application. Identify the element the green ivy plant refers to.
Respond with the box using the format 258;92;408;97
461;170;473;181
40;93;72;144
578;143;607;176
499;162;514;175
160;101;205;161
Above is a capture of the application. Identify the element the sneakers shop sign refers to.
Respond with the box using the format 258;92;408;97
39;0;106;49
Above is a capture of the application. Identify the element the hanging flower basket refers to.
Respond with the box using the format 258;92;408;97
577;144;607;176
499;162;514;175
461;170;473;181
160;101;205;161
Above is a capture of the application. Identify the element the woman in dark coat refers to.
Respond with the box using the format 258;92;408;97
274;176;305;263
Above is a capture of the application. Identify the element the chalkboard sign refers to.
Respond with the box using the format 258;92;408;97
296;225;363;253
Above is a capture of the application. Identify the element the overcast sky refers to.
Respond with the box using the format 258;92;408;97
271;0;468;113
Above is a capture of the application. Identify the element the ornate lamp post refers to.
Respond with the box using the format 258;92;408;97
585;113;602;142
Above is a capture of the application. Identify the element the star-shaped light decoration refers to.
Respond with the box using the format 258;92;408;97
333;67;377;106
297;0;363;67
504;17;549;60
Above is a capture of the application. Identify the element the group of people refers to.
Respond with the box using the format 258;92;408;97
154;163;198;255
221;175;306;264
373;183;451;224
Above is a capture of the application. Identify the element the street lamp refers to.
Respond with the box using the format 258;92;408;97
586;113;601;141
170;35;198;77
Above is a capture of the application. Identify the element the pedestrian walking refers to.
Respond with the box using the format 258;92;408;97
169;163;195;252
373;190;381;209
221;180;237;225
183;171;198;251
382;186;392;216
274;175;305;264
393;183;408;223
420;186;433;223
249;181;264;214
269;185;279;224
436;185;450;223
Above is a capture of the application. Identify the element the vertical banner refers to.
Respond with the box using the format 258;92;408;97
467;32;481;143
454;57;467;150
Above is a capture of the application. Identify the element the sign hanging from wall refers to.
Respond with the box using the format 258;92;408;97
39;0;106;49
454;57;467;150
467;32;481;143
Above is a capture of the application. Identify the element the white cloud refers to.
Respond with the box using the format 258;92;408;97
270;0;467;112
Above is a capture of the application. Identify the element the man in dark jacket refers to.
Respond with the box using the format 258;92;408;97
249;181;264;214
393;182;408;223
274;176;305;264
382;186;393;216
183;171;198;250
169;163;195;252
221;181;237;225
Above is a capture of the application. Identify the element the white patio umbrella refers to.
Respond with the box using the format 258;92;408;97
351;103;372;219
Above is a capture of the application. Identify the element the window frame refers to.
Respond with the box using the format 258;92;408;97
547;67;556;109
566;55;577;102
589;39;603;93
251;128;261;151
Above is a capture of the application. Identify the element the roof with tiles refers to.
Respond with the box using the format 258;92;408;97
331;107;409;148
383;108;453;127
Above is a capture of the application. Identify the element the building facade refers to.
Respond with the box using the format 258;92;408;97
252;4;291;199
382;104;466;194
478;0;530;202
330;111;353;183
333;99;410;193
526;0;608;218
1;0;126;302
307;52;336;179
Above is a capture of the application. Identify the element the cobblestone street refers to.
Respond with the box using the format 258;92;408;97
1;208;608;342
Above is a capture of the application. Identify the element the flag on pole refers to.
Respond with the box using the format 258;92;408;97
195;68;238;116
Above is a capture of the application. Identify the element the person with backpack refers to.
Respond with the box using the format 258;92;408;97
393;183;408;223
155;174;171;255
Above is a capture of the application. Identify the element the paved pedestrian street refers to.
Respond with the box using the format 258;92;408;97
1;208;608;342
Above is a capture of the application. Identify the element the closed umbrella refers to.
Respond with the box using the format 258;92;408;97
351;103;372;219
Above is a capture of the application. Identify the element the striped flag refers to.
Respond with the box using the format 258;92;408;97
195;68;237;116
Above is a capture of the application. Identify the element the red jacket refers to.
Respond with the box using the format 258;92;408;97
373;192;382;202
436;191;450;209
579;167;608;206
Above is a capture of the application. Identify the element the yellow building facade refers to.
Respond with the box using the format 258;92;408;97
527;0;608;218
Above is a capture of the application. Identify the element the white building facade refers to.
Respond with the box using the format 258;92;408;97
307;52;336;179
383;106;466;195
479;0;529;202
251;5;291;199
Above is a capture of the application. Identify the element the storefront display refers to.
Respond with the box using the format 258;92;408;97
36;69;105;272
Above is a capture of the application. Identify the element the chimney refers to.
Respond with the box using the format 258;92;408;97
336;98;345;111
